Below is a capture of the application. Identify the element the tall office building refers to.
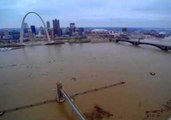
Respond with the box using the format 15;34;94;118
78;28;84;36
39;26;45;35
46;21;50;29
4;29;10;40
52;19;61;36
70;23;75;31
66;27;70;35
28;28;33;41
69;23;76;36
23;22;29;33
0;32;3;39
30;25;36;34
122;28;128;33
11;31;20;41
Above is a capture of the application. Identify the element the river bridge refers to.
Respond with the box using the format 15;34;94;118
115;39;171;51
0;81;125;120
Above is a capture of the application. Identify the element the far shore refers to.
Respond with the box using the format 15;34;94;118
0;43;25;48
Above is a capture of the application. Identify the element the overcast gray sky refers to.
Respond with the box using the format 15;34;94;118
0;0;171;28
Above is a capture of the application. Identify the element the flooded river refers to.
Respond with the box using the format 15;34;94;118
0;42;171;120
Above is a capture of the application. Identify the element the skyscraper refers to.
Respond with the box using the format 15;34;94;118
69;23;76;36
78;28;84;36
70;23;75;31
122;28;128;33
52;19;61;36
28;28;33;41
4;29;10;40
23;22;29;33
46;21;50;29
39;26;45;35
30;25;36;34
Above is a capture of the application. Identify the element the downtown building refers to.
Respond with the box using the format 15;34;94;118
52;19;61;37
30;25;36;34
46;21;50;29
69;23;76;36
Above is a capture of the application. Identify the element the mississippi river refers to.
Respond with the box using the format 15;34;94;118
0;42;171;120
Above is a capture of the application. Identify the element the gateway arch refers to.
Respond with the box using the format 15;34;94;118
20;12;51;43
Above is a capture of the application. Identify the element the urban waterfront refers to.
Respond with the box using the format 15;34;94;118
0;42;171;120
1;0;171;119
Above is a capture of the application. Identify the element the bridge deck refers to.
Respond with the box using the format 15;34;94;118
115;39;171;51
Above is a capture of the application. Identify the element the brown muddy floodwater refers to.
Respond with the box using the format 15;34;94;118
0;42;171;120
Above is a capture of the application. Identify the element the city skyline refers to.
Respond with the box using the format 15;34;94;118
0;0;171;28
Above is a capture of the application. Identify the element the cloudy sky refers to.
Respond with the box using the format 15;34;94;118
0;0;171;28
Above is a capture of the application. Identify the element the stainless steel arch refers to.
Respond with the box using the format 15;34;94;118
20;12;51;43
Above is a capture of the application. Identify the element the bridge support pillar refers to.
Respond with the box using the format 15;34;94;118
56;82;87;120
133;41;139;46
56;82;65;103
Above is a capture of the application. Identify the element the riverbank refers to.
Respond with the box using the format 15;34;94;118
0;43;25;48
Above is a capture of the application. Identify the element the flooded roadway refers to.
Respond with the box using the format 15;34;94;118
0;42;171;120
